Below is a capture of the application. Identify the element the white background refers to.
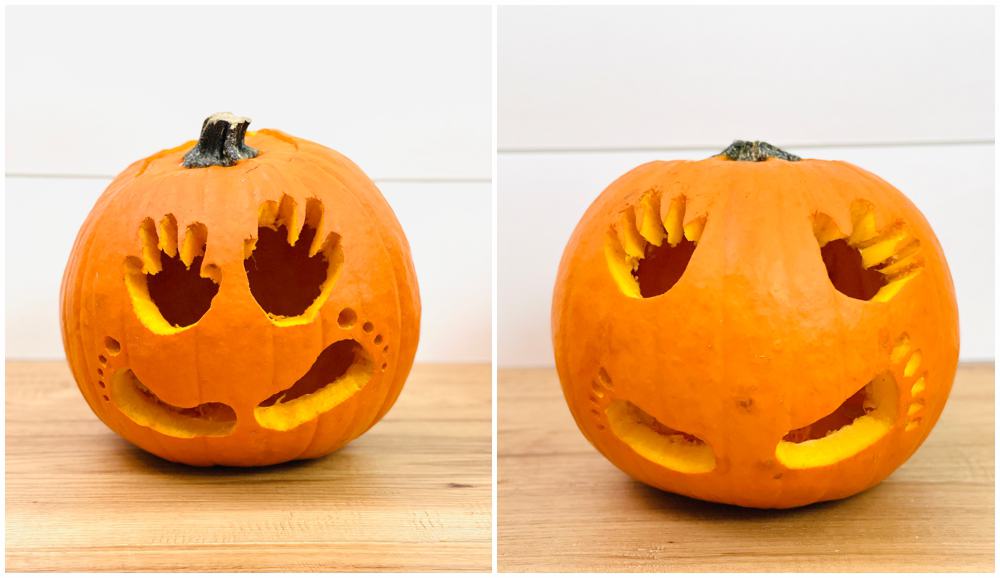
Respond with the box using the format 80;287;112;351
499;5;994;366
6;5;491;362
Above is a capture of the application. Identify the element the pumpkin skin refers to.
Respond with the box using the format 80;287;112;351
552;142;959;508
61;114;420;467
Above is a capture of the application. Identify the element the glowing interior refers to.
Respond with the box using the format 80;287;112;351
776;372;898;469
254;339;373;431
124;216;220;334
814;201;923;303
110;368;236;438
605;192;705;298
605;399;716;474
245;196;343;327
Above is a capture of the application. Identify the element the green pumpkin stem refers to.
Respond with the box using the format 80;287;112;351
182;113;259;168
720;140;800;162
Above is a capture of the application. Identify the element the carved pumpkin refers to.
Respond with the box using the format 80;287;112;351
61;113;420;467
552;141;959;508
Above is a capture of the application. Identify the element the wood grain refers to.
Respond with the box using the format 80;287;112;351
499;364;995;572
6;361;491;572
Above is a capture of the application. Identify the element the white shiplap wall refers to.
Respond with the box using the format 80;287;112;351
6;5;491;362
498;6;995;366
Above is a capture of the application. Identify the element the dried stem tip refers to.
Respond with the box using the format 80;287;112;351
183;112;259;168
720;140;800;162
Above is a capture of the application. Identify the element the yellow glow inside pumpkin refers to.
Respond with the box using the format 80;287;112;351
110;369;236;438
605;400;716;474
776;372;898;469
254;340;373;431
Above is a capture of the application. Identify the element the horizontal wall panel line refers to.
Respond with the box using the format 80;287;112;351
6;173;491;184
499;138;995;155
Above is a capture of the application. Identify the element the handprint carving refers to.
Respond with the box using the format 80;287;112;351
123;214;220;334
244;195;343;326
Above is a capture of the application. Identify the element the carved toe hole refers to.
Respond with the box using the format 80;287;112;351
606;400;715;473
374;334;383;345
255;339;373;431
110;368;236;438
338;308;357;328
362;321;374;333
776;372;898;469
104;337;121;355
245;197;343;325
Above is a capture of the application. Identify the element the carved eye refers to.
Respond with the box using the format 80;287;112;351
605;191;706;298
244;195;344;326
813;201;923;303
124;215;220;334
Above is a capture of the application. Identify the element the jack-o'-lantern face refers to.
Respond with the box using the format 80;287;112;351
61;114;420;467
552;141;959;508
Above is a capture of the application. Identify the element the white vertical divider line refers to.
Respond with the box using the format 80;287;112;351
0;0;8;529
490;4;499;572
991;6;999;556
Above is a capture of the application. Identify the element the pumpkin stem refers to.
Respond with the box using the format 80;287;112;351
182;113;259;168
720;140;800;162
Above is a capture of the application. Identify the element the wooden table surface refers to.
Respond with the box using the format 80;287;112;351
499;364;995;572
6;361;491;572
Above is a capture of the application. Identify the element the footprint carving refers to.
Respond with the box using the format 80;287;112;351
123;215;220;334
590;366;716;473
95;336;122;402
253;314;388;431
358;318;389;372
889;334;928;433
589;368;615;431
338;308;389;370
244;195;343;326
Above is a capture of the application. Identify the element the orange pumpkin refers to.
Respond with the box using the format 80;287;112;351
61;113;420;467
552;141;959;508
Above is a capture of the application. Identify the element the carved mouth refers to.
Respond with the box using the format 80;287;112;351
604;400;716;474
110;369;236;438
595;331;923;474
776;372;899;469
106;338;374;438
253;339;373;432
